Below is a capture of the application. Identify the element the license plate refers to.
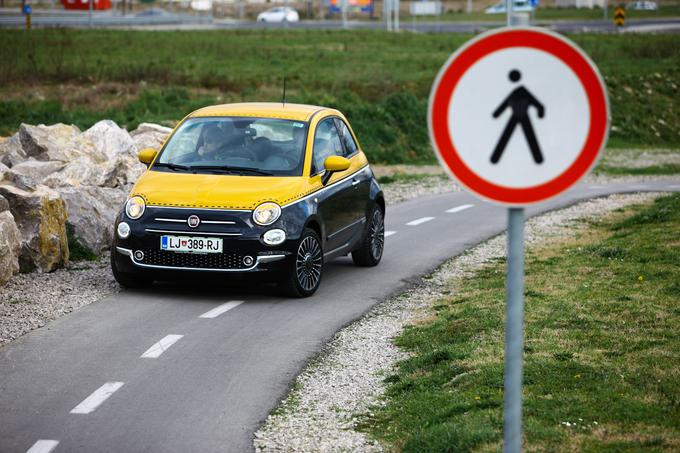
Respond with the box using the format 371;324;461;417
160;235;223;254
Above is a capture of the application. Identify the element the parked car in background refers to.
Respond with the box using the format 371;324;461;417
111;103;385;297
627;1;658;10
485;0;535;13
257;7;300;22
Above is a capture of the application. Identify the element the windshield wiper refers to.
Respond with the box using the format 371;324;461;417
153;162;191;172
188;165;274;176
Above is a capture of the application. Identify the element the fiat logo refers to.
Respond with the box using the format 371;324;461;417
187;215;201;228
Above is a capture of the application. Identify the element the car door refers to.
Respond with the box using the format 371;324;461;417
312;117;362;254
334;117;370;225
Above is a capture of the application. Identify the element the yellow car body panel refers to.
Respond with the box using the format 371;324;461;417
132;153;369;210
129;103;369;210
191;102;323;122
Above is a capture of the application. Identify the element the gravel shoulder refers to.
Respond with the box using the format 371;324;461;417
0;255;117;347
253;192;664;452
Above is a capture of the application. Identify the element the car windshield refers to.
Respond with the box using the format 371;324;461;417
153;117;309;176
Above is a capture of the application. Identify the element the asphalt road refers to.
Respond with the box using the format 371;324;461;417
1;179;679;453
1;10;679;32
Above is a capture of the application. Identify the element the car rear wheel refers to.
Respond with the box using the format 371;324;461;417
280;228;323;297
110;250;152;289
352;205;384;267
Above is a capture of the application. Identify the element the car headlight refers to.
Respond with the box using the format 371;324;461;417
125;196;146;220
253;202;281;226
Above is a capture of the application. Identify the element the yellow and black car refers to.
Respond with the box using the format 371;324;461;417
111;103;385;297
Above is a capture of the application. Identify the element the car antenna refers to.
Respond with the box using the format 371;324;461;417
282;76;287;108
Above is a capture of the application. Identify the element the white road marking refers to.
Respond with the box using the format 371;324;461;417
589;185;605;189
26;440;59;453
384;231;397;238
406;217;435;226
199;301;244;319
140;334;184;359
70;382;124;414
668;184;680;189
445;204;474;213
629;184;648;189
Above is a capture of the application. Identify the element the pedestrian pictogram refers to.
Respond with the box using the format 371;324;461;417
428;27;609;205
491;69;545;165
614;6;626;27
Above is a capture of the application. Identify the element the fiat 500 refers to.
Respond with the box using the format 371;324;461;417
111;103;385;297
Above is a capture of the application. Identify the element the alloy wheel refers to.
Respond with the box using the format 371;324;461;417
296;235;322;292
369;209;385;261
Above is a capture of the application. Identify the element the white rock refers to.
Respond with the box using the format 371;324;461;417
82;120;137;161
19;123;95;163
131;131;169;154
130;123;171;154
0;162;10;182
11;159;66;181
41;156;100;188
59;186;126;254
0;134;28;167
131;122;173;136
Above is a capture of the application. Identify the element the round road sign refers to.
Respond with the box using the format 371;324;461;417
429;27;609;205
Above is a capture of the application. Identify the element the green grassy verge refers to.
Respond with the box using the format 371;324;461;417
597;163;680;176
363;194;680;452
1;30;679;163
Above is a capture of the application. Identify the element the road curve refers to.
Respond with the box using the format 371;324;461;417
1;179;679;453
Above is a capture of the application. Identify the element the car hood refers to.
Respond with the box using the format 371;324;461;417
130;170;314;210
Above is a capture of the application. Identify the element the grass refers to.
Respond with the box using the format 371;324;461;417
597;163;680;175
1;30;679;163
362;194;680;452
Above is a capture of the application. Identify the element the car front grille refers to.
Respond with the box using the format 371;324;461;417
140;250;249;270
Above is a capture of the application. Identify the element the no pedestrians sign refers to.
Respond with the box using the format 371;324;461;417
429;27;610;205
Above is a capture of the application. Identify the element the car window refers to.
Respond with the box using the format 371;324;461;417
312;118;345;174
154;117;308;176
334;119;358;157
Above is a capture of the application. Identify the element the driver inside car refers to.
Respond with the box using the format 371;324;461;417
197;125;229;159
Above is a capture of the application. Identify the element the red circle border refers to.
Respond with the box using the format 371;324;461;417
429;28;609;205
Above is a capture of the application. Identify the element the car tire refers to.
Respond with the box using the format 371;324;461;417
110;250;151;289
280;228;323;298
351;205;384;267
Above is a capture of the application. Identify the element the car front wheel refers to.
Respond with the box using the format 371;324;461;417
280;228;323;297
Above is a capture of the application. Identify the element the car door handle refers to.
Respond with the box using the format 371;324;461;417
351;179;361;187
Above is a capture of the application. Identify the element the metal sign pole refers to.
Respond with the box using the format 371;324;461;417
504;207;525;453
341;0;347;29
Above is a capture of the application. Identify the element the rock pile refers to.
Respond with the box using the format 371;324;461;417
0;121;171;286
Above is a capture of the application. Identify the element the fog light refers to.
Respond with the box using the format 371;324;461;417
133;250;145;261
117;222;131;239
263;229;286;246
243;255;255;267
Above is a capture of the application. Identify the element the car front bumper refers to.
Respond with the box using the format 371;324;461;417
112;205;300;276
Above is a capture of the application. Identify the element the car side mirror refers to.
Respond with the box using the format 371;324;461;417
138;148;158;167
322;156;350;185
